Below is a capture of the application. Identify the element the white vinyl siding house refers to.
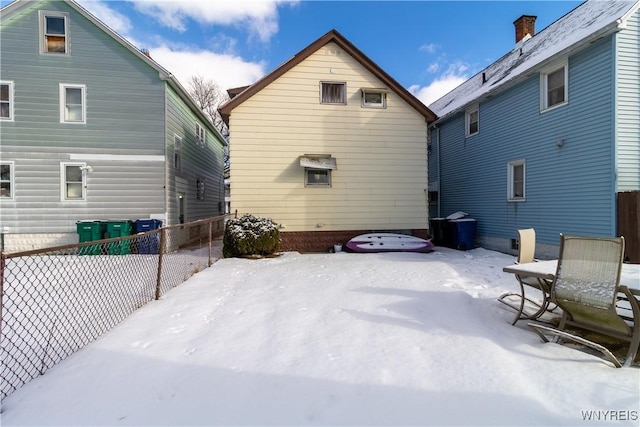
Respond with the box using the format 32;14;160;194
616;4;640;192
220;30;436;251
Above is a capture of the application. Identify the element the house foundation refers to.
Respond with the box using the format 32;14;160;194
279;229;430;253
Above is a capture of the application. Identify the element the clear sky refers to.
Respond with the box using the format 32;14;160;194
2;0;585;105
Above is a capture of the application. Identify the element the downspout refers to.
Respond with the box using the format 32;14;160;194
435;125;441;218
611;31;619;238
160;72;171;225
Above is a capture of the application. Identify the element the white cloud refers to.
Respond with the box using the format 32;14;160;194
410;76;466;108
419;43;438;54
76;1;268;91
77;0;132;34
146;45;266;91
410;61;471;106
127;0;298;42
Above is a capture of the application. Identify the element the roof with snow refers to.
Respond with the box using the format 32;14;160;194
429;0;639;120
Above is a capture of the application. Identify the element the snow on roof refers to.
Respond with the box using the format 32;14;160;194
429;0;638;119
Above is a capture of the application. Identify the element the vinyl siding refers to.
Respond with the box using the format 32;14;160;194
0;1;166;235
165;86;226;224
436;37;616;246
616;7;640;191
229;42;428;232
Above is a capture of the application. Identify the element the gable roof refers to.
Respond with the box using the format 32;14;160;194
429;0;639;120
0;0;225;143
218;29;437;125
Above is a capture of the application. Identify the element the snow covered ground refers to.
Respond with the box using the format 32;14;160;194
2;247;639;426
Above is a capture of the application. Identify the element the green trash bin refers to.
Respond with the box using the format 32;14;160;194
105;220;133;255
76;221;106;255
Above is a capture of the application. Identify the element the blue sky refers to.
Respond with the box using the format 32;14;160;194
3;0;584;105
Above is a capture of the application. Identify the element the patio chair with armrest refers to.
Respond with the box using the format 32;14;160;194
529;234;640;368
498;228;554;325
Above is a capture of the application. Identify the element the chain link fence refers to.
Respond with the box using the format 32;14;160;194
0;215;226;401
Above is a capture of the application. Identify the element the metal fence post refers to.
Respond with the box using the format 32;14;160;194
155;228;166;300
208;220;213;267
0;252;5;337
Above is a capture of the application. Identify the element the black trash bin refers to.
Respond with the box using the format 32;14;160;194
429;218;450;246
134;219;163;254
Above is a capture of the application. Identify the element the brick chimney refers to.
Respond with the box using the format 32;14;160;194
513;15;536;43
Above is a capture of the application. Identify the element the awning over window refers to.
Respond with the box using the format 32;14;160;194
299;155;337;170
360;87;390;94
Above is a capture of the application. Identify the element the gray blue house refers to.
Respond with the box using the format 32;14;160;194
428;0;640;262
0;0;227;252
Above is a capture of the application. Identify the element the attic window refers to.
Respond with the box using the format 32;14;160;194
40;11;68;54
361;88;387;108
320;82;346;104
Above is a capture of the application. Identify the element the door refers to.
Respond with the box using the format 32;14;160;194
175;177;188;225
178;192;185;224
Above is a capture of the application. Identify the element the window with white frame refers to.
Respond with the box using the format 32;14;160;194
466;105;479;136
1;162;14;199
40;11;68;54
508;160;525;201
174;135;182;171
361;89;386;108
61;162;86;200
196;123;206;147
320;82;346;104
196;177;205;200
59;84;86;123
1;81;14;121
541;61;567;111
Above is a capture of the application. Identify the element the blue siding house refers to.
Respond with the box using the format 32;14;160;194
428;0;640;262
0;0;227;252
